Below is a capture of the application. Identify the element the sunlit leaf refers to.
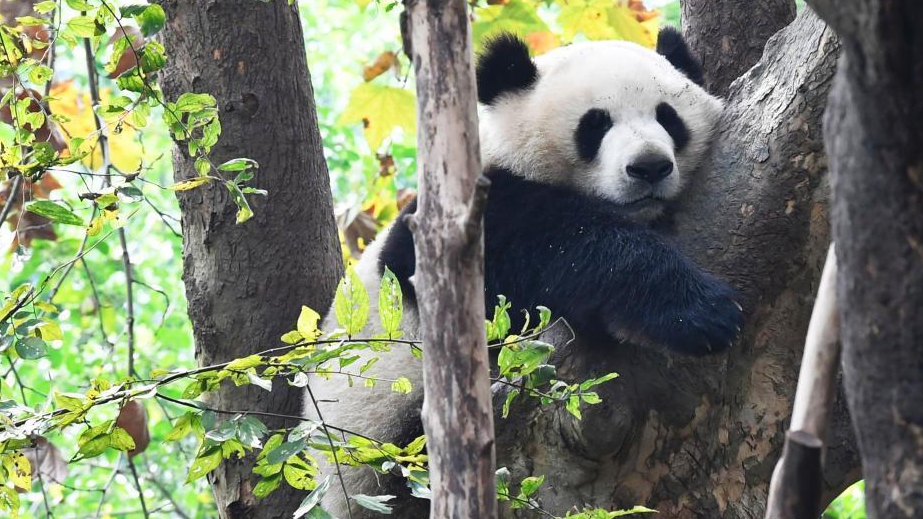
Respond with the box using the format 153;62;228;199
338;83;416;151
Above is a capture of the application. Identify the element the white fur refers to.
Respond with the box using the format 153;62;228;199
305;39;723;517
305;226;423;518
479;40;723;221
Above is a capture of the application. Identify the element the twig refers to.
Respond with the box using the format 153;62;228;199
143;463;192;519
83;32;137;378
126;457;150;519
0;175;23;227
93;459;122;519
305;383;354;519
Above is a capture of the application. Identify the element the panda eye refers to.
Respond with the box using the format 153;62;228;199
575;108;613;162
656;102;690;152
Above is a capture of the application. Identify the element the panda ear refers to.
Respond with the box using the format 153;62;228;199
656;27;705;87
476;33;538;105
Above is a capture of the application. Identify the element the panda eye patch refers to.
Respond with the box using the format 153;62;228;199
576;108;614;162
656;102;690;152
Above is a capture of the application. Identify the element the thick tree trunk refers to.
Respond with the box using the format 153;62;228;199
681;0;796;96
495;9;861;519
405;0;497;517
158;2;343;517
805;1;923;517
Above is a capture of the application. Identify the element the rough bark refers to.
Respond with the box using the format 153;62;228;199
681;0;796;96
495;9;861;519
805;1;923;517
158;2;343;517
405;1;497;518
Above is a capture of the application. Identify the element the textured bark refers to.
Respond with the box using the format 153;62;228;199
681;0;796;96
405;0;497;518
495;10;861;519
805;1;923;517
158;2;343;517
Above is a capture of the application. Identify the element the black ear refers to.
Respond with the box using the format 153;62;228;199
476;33;538;105
656;27;705;87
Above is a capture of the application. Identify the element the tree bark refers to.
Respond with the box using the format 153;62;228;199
495;9;861;519
681;0;796;96
158;2;343;517
804;1;923;517
405;1;498;517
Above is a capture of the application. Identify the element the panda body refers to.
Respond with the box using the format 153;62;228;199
306;29;742;518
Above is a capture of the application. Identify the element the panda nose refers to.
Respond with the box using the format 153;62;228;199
626;158;674;183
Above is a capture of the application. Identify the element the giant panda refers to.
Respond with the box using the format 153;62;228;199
306;28;742;518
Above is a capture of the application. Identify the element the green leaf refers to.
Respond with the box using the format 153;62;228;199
66;16;99;38
15;337;47;360
109;427;136;451
165;412;202;441
351;494;395;514
607;506;658;517
33;1;57;14
25;201;83;226
225;181;253;224
519;475;544;497
379;267;403;338
187;446;222;482
237;416;268;448
390;377;412;394
293;475;330;519
334;265;370;336
253;472;283;498
338;83;416;151
139;41;167;73
226;354;262;371
266;439;306;465
283;455;318;490
217;158;259;172
502;388;519;418
566;394;582;420
497;340;554;378
174;92;216;113
124;4;166;37
65;0;94;10
28;64;53;85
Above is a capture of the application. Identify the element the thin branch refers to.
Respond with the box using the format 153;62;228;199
305;383;354;519
93;459;121;519
84;30;137;378
0;175;23;226
126;457;150;519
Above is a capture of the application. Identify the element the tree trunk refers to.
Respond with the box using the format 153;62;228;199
681;0;796;96
495;9;861;518
405;0;498;517
804;1;923;517
158;2;343;517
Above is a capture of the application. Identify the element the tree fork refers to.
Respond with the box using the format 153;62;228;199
405;0;498;517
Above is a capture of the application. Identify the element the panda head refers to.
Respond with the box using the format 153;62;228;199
477;29;723;221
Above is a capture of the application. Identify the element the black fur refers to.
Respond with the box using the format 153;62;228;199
575;108;614;162
380;168;742;356
655;102;690;152
656;27;705;87
476;34;539;105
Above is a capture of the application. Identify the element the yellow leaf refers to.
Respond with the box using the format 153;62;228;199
338;83;417;151
48;80;143;172
86;215;104;236
9;453;31;491
355;0;374;8
525;31;560;55
38;321;63;341
472;0;551;52
559;0;617;42
297;306;321;338
606;4;656;48
169;177;213;191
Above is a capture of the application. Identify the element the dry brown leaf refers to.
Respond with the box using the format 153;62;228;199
116;400;150;457
362;51;398;82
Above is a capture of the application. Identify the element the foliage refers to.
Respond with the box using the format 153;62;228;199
0;0;863;517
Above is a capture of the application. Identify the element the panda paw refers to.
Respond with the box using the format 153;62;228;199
656;277;744;356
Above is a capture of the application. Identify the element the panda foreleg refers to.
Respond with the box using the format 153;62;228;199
591;230;744;356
